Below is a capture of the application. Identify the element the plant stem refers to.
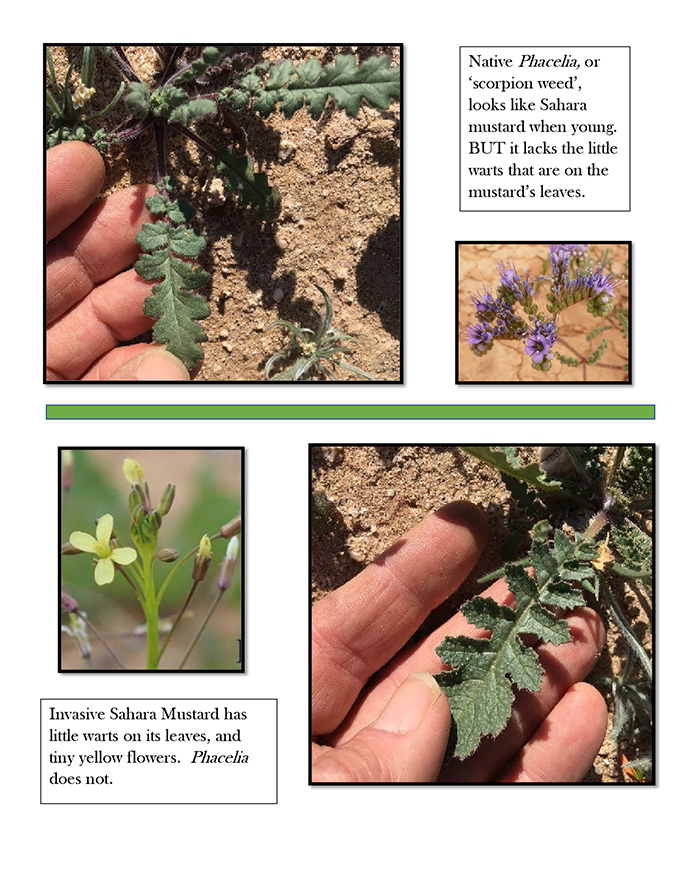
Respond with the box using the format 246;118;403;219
157;579;199;663
599;574;652;681
117;565;145;605
82;616;125;669
179;589;224;669
142;562;160;670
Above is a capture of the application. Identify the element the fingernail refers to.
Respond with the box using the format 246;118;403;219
372;672;442;734
134;350;190;381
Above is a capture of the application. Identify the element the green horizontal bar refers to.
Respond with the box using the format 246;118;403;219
47;405;654;420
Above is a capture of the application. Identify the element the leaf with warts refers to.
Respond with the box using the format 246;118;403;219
435;540;585;760
135;181;210;369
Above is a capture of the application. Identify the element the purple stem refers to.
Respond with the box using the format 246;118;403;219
154;124;167;181
160;46;188;85
108;46;141;82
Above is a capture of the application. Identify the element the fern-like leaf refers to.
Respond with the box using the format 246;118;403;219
225;54;400;120
135;180;210;369
435;539;586;759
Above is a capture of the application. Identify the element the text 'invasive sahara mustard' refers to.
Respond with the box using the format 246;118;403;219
63;456;241;670
465;244;625;373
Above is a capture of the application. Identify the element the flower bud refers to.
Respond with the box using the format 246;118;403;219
217;536;239;591
192;534;213;583
156;547;180;563
123;458;146;487
219;516;241;539
158;484;176;517
61;591;80;613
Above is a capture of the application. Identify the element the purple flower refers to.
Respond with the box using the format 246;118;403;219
466;323;494;353
468;287;497;317
524;333;551;364
496;261;535;299
583;267;618;301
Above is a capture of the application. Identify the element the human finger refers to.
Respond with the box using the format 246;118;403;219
47;184;154;325
103;348;190;381
327;576;511;744
312;502;488;737
441;606;606;782
46;142;105;241
67;344;191;381
497;682;608;783
46;268;157;379
312;672;451;783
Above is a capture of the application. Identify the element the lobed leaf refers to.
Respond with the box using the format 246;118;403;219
227;54;400;120
435;543;585;760
135;185;210;369
461;446;564;494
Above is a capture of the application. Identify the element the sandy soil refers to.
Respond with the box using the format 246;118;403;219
311;445;652;783
457;243;630;382
48;46;400;381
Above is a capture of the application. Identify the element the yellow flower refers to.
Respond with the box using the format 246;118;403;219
591;532;614;571
69;514;137;586
123;458;146;486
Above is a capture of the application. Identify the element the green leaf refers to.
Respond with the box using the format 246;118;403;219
127;82;151;119
135;185;210;369
214;146;280;219
435;547;585;760
168;98;218;124
611;522;652;581
460;446;564;494
81;46;96;88
172;46;232;85
231;54;400;120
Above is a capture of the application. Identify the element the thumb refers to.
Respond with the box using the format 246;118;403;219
312;673;451;783
106;348;190;381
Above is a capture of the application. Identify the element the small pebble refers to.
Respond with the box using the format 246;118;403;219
273;287;284;303
278;139;297;161
219;329;229;339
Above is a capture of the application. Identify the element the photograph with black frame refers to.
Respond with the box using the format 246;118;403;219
59;447;243;672
45;45;402;383
310;444;653;784
456;242;631;384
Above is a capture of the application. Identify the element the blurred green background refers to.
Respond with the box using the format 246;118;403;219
60;448;242;671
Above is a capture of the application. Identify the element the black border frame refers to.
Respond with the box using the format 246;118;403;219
455;240;633;385
308;443;655;786
44;43;404;385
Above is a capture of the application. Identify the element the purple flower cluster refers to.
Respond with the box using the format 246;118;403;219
464;243;622;373
496;260;536;300
523;318;558;365
466;322;494;354
466;282;526;355
566;265;621;303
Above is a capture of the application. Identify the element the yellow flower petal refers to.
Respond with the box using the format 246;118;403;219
123;458;145;486
112;547;137;566
96;514;114;545
94;557;115;585
69;531;98;553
